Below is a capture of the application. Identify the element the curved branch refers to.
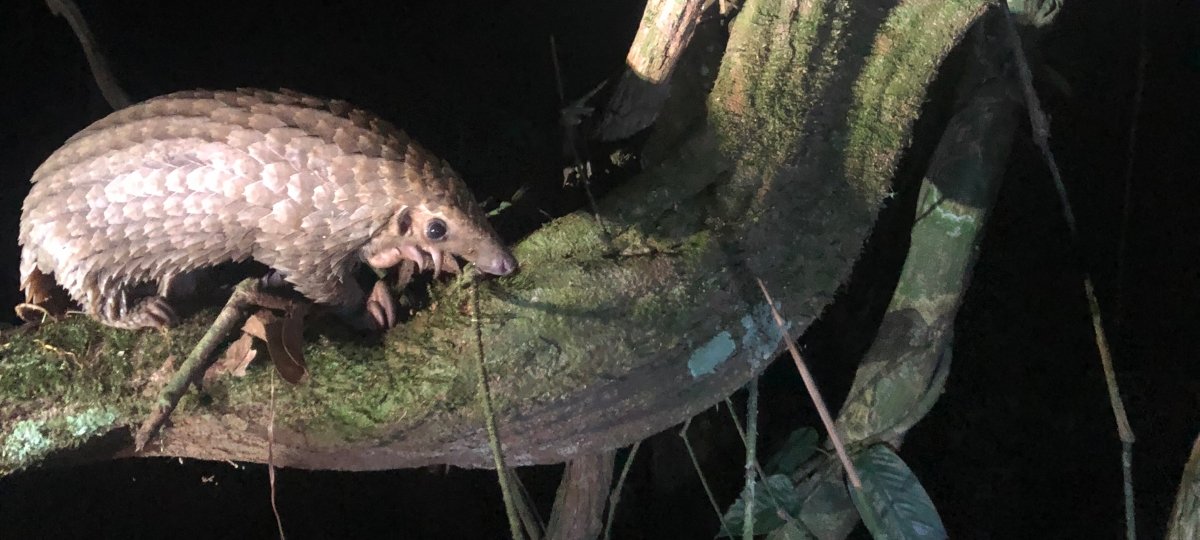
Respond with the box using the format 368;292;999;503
43;0;131;109
0;0;989;476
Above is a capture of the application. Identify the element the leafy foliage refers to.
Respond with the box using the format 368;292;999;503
719;428;819;538
719;474;805;538
765;427;819;476
766;522;813;540
849;444;946;539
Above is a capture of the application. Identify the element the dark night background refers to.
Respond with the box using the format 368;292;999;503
1;0;1197;538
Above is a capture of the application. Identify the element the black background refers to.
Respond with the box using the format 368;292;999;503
1;0;1198;538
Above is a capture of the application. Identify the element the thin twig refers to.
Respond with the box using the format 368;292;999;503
1122;439;1136;540
680;419;735;537
43;0;131;109
549;35;611;240
1113;0;1148;331
723;397;800;526
603;441;641;540
742;379;758;540
755;278;862;489
471;283;525;540
1000;5;1136;539
509;469;544;540
549;35;567;105
135;278;272;450
269;372;286;540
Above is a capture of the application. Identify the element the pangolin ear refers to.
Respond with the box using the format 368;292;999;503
392;206;412;236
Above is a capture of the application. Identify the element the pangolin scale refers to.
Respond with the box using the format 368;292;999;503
19;88;516;329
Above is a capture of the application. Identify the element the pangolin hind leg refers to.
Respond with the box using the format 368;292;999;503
92;291;178;330
87;274;188;330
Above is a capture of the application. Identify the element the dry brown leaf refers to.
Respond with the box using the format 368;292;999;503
265;307;308;385
241;310;273;341
204;333;258;385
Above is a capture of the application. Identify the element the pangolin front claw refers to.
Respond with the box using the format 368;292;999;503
365;280;399;330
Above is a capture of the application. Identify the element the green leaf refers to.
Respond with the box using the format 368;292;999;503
849;445;946;540
798;461;859;538
719;474;805;538
766;522;814;540
765;427;819;476
1006;0;1063;28
1166;433;1200;540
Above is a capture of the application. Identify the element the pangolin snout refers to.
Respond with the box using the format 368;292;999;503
478;252;518;276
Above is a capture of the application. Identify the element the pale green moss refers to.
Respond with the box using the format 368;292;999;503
0;406;121;473
688;331;736;377
65;407;120;437
2;420;52;465
844;0;990;199
712;0;828;168
740;302;791;368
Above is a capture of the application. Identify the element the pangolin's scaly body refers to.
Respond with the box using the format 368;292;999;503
19;88;516;329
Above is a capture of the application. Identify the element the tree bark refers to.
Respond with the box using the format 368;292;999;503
0;0;989;475
545;452;616;540
593;0;704;141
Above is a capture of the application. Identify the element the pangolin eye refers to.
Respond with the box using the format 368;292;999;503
425;219;447;241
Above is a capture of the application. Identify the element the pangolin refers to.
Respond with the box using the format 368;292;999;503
18;88;517;330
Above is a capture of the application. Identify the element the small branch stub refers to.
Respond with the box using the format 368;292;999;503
594;0;707;141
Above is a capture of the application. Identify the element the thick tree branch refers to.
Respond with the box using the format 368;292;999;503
1;0;989;476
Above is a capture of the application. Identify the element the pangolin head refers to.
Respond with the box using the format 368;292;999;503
360;168;516;278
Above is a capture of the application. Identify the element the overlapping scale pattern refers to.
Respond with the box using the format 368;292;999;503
18;88;495;325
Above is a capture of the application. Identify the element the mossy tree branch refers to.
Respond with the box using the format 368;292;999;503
0;0;988;475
